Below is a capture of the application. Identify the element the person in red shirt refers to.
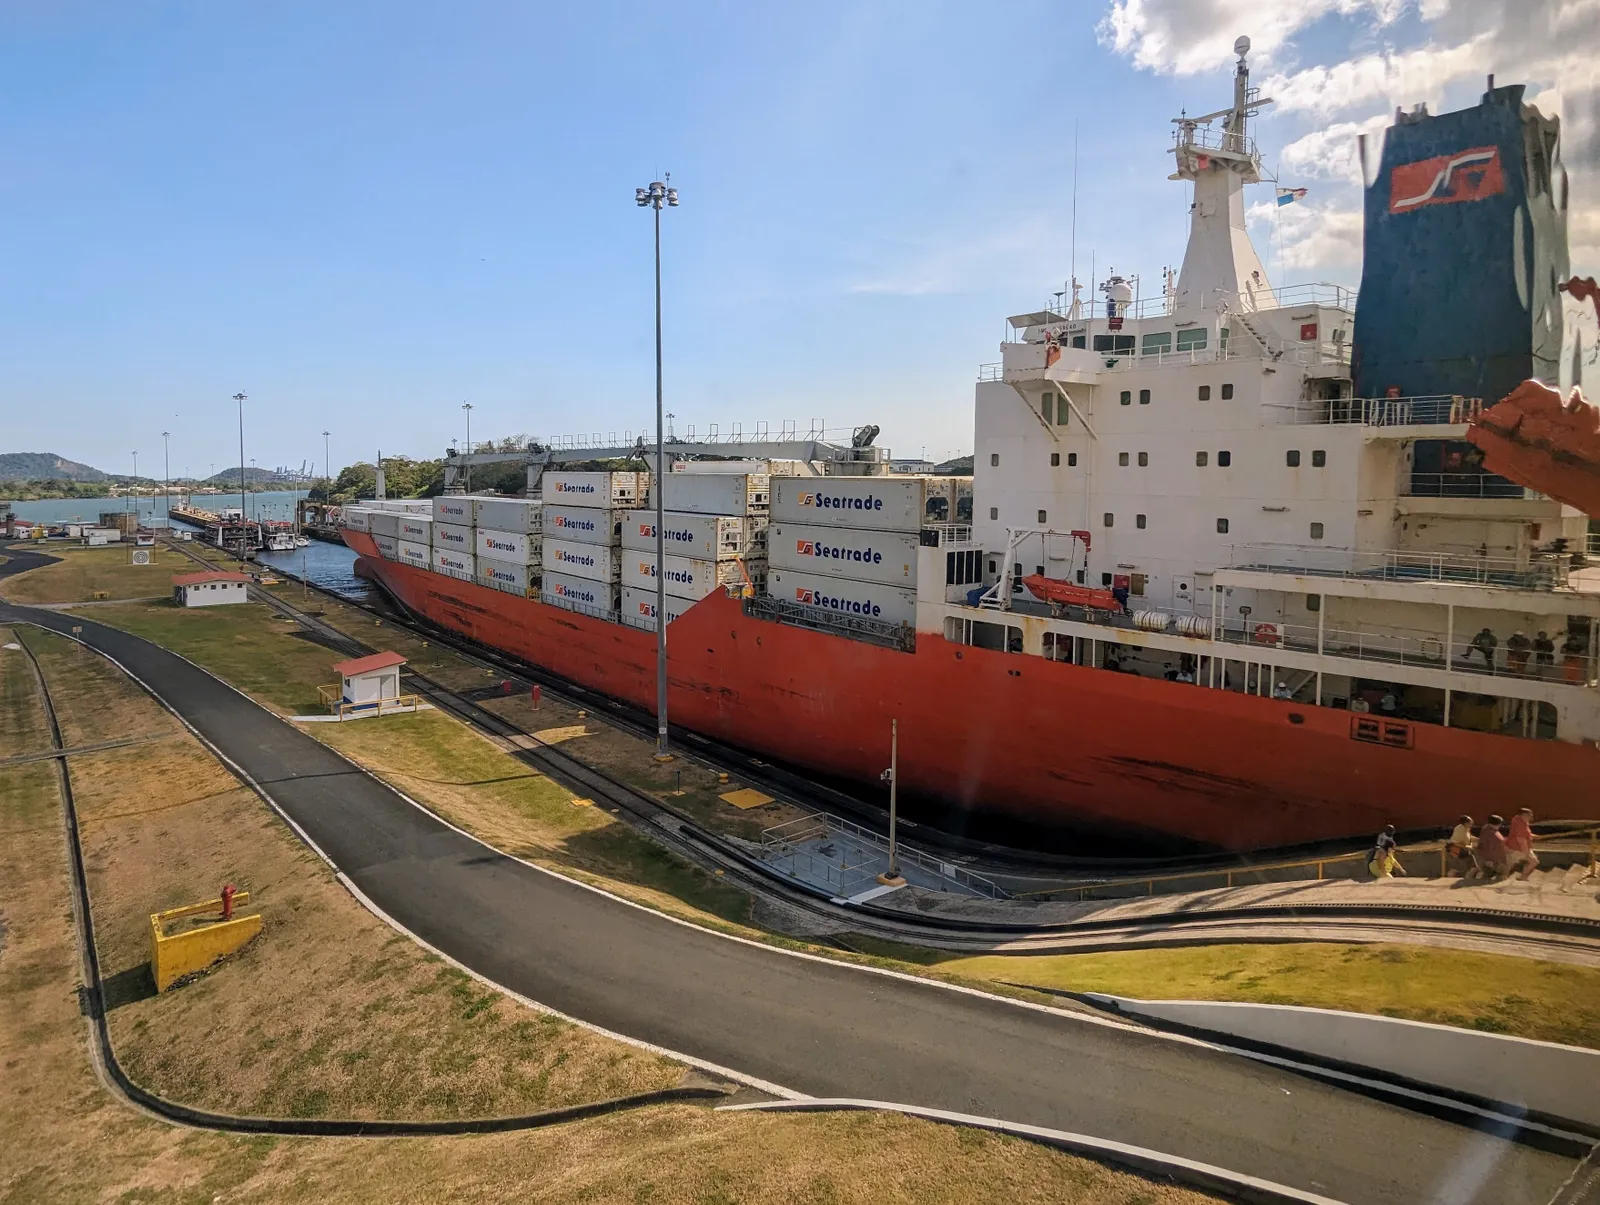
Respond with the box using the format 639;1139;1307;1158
1505;808;1539;880
1477;815;1510;881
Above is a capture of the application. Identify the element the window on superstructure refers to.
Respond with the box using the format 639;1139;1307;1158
990;453;999;466
1103;513;1114;527
1312;449;1326;467
1050;452;1060;467
1041;393;1054;423
1101;572;1113;586
1216;518;1230;533
1287;450;1301;467
989;507;998;520
1310;522;1325;540
1218;450;1232;467
1067;453;1078;466
1221;383;1235;400
1307;594;1321;612
1198;385;1211;400
1072;335;1086;348
1057;396;1070;424
1037;510;1047;524
1120;390;1131;406
1141;332;1171;357
1139;389;1151;405
1119;452;1130;466
1196;451;1209;467
1138;452;1148;467
1177;328;1208;352
1136;514;1147;529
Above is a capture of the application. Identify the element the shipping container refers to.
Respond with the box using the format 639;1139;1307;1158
432;495;474;525
432;546;475;578
767;522;918;587
544;537;621;582
542;471;644;509
669;459;772;476
473;497;542;534
368;511;402;539
476;556;532;596
398;515;432;543
369;499;433;513
620;551;747;602
432;521;474;551
541;504;620;546
920;477;974;524
475;528;541;565
396;539;431;568
649;472;768;516
620;585;695;629
342;507;372;532
765;568;917;626
620;510;762;560
541;570;618;614
373;533;399;559
770;475;927;533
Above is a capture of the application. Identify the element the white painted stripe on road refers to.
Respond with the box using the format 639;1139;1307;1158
31;616;1587;1152
846;881;907;904
719;1099;1352;1205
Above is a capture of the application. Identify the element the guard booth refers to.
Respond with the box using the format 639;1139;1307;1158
319;650;415;718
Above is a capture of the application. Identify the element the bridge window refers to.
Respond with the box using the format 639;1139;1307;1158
1051;452;1060;466
1177;328;1208;352
1198;384;1211;400
1041;392;1054;423
1312;449;1327;467
1287;449;1301;467
1141;332;1172;356
1221;383;1235;400
1057;397;1070;425
1071;334;1086;348
946;549;983;585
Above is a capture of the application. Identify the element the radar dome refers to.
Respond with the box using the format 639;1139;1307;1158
1234;35;1251;57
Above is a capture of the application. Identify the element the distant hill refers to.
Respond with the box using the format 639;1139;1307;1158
934;455;973;475
0;452;107;482
200;466;296;487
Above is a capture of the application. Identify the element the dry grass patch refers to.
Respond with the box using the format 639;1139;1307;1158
0;544;173;605
21;626;686;1121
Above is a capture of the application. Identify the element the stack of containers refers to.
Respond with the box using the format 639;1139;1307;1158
768;476;925;627
473;496;542;597
619;472;769;631
367;507;402;561
395;511;432;569
540;472;641;614
430;494;476;581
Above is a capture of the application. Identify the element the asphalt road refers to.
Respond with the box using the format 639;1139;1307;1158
0;566;1577;1205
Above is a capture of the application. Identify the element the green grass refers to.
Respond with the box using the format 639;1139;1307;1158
0;545;174;605
931;942;1600;1050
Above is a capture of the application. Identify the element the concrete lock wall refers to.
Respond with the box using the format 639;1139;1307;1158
1093;994;1600;1128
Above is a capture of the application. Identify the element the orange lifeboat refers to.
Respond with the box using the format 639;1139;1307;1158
1022;574;1124;613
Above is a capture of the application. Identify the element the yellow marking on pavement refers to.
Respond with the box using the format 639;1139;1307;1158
534;725;590;745
720;787;775;810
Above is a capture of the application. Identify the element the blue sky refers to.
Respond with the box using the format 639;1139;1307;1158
1;1;1587;477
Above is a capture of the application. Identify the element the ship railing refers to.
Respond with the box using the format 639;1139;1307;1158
1015;822;1600;902
1213;616;1598;688
999;283;1355;339
1407;472;1534;500
743;593;916;653
759;812;1011;900
920;522;973;547
539;593;619;622
1590;533;1600;558
1282;395;1480;427
1228;542;1569;590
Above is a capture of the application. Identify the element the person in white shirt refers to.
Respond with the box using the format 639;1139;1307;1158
1447;814;1479;878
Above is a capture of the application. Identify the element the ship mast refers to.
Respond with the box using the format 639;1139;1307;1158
1170;35;1275;315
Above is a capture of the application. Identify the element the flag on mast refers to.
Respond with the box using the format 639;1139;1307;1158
1276;186;1309;207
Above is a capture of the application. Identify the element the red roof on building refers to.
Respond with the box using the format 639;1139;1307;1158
172;571;251;587
331;650;408;677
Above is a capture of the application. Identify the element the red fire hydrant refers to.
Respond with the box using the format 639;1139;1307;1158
220;883;237;921
531;683;542;711
501;679;512;695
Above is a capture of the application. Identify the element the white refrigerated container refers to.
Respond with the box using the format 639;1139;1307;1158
341;507;372;532
770;475;927;533
368;511;401;539
432;495;475;525
544;537;620;582
542;471;644;509
432;521;474;552
396;539;431;568
373;534;399;559
540;505;619;546
620;551;746;601
766;522;918;587
764;568;917;626
432;547;475;578
398;515;432;543
620;586;695;629
540;570;617;614
472;497;541;534
619;510;761;560
476;556;532;596
648;472;768;516
475;528;541;565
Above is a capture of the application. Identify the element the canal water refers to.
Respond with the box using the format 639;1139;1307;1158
10;490;311;527
254;539;369;602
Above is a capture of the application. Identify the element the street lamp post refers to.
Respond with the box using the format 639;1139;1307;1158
462;402;473;493
162;432;171;529
322;430;331;496
234;392;248;561
878;718;904;885
128;451;137;518
636;177;678;761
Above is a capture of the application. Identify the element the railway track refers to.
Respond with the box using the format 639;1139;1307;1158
184;543;1600;965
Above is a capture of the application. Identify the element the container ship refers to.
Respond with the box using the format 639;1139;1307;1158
343;49;1599;853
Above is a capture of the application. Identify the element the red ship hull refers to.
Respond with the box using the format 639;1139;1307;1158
344;532;1594;852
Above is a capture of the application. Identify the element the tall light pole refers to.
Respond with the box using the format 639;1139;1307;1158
461;402;473;493
162;432;171;528
128;451;137;518
322;429;331;496
636;177;678;761
234;392;248;561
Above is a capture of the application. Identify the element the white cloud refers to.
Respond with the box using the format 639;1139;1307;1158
1277;114;1391;182
1261;34;1494;116
1248;199;1365;276
1098;0;1408;76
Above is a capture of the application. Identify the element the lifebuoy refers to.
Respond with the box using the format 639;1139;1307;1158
1253;622;1281;646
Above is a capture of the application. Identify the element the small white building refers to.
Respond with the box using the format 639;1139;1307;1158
329;650;408;710
172;570;250;607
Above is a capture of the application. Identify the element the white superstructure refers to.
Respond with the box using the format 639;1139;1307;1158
938;40;1600;746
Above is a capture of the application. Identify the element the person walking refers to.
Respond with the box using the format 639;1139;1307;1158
1447;814;1479;878
1505;807;1540;880
1477;815;1511;881
1368;824;1406;879
1469;627;1498;669
1506;631;1533;675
